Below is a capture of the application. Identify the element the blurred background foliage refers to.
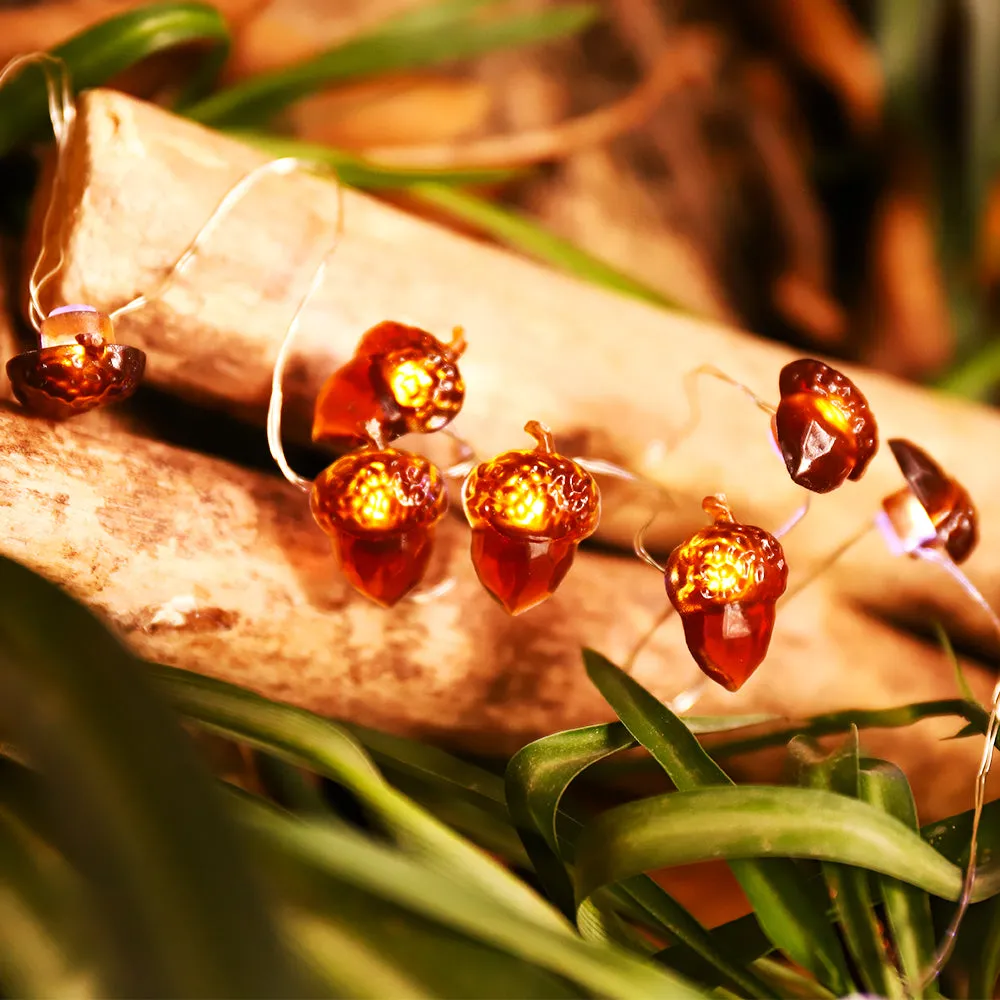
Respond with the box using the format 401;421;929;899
1;0;1000;997
7;0;1000;397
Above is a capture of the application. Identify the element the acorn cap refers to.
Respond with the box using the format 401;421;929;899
311;447;448;538
887;438;978;564
6;343;145;420
462;422;600;542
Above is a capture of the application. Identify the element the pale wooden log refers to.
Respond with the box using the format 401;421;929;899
31;89;1000;665
0;401;992;819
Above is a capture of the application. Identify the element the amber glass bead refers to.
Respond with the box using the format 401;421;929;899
311;446;448;606
312;321;466;450
462;421;600;615
665;495;788;691
772;359;878;493
881;438;978;564
6;305;145;420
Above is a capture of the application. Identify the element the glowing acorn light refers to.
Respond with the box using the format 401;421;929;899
312;321;466;451
880;438;978;564
772;358;878;493
665;495;788;691
310;446;448;607
6;305;145;420
462;421;600;615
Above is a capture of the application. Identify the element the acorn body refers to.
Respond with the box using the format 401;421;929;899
665;496;788;691
312;321;465;450
462;421;600;615
7;305;145;419
773;359;877;493
311;446;448;606
882;439;978;564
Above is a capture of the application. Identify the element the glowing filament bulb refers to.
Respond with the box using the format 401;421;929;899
462;421;600;614
313;321;467;449
666;495;788;691
773;358;878;493
311;447;448;607
7;306;145;420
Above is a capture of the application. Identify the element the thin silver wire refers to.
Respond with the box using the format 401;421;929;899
110;157;310;321
914;546;1000;990
0;53;77;331
669;363;777;453
267;173;346;492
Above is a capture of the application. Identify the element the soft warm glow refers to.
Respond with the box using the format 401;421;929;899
347;465;396;529
498;472;550;531
389;359;435;410
698;544;752;601
811;395;851;434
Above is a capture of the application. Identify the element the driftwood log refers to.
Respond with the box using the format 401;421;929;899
0;400;989;822
7;89;1000;820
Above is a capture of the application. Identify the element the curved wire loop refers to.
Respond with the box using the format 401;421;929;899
668;363;777;454
111;156;314;322
0;52;78;331
912;547;1000;989
266;167;346;493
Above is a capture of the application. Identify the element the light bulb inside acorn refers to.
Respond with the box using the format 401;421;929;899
665;495;788;691
772;358;878;493
312;321;466;450
880;439;978;564
311;446;448;607
462;420;600;615
6;305;146;419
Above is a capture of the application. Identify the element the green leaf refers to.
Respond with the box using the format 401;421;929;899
0;557;308;997
858;758;940;998
655;914;774;989
921;799;1000;900
0;2;230;156
411;183;682;309
233;131;526;190
873;0;944;132
150;662;570;932
792;733;901;998
506;721;770;995
708;698;987;760
0;804;98;998
280;905;436;1000
583;648;854;994
574;785;966;902
934;621;981;706
185;0;598;127
237;794;706;1000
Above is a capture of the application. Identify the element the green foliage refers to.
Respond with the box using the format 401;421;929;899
0;554;997;996
183;0;599;128
0;2;230;155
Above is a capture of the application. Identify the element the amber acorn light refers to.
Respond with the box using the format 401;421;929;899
6;305;146;419
310;446;448;607
665;495;788;691
772;359;878;493
462;420;600;615
312;321;466;450
882;439;978;564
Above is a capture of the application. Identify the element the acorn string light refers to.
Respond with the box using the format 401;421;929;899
1;53;146;417
2;56;326;420
312;320;467;451
621;356;880;704
665;495;788;691
752;434;993;987
461;421;601;614
266;194;456;606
